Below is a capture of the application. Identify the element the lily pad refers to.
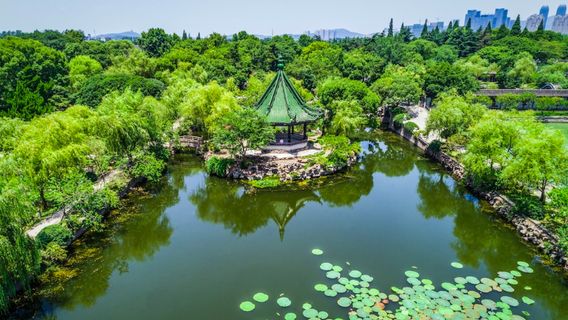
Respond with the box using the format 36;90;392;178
326;271;340;279
311;248;323;256
314;283;328;292
302;308;318;318
517;261;530;268
253;292;269;303
337;297;352;307
320;262;333;271
239;301;255;312
404;270;420;278
284;312;297;320
522;296;535;305
501;296;519;307
277;297;291;307
349;270;362;278
451;262;464;269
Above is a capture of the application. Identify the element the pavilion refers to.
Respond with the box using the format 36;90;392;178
255;60;321;151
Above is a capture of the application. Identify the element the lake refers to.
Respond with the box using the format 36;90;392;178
12;131;568;320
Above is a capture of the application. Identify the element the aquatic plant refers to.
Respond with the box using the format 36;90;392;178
240;249;536;319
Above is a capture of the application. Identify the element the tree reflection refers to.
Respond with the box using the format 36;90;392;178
415;165;568;319
34;156;199;312
191;177;320;239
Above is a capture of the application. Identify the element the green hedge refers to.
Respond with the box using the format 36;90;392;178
36;224;73;248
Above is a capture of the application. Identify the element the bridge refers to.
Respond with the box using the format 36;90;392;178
478;89;568;98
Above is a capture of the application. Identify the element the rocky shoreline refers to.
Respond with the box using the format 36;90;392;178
386;117;568;271
224;152;358;182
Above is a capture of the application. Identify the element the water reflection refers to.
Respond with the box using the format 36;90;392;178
21;157;201;318
13;133;568;320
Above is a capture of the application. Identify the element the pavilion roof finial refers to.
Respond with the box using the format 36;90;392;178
277;55;284;71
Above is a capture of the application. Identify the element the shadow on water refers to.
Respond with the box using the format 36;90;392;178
12;132;568;320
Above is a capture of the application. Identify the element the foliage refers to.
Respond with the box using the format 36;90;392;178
74;74;165;107
138;28;175;57
372;65;423;107
129;153;167;183
36;224;73;249
68;55;102;89
426;92;486;139
403;121;419;133
210;107;273;158
317;77;380;114
248;176;281;189
40;242;68;267
0;37;67;119
316;135;361;169
393;113;407;129
328;100;366;136
205;156;235;177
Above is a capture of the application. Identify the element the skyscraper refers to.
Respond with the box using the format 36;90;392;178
557;4;567;17
540;5;550;27
464;8;509;30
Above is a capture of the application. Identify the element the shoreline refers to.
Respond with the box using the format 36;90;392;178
383;113;568;272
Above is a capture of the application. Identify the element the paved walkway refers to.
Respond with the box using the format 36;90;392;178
406;105;438;143
26;169;122;238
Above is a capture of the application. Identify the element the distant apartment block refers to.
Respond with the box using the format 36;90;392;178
409;21;444;38
464;8;510;30
526;14;545;32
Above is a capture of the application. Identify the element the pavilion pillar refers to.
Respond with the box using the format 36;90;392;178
303;123;307;140
287;125;291;142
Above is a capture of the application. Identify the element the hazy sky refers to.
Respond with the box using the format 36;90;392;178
0;0;565;36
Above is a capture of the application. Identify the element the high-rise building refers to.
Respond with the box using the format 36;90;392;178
540;5;550;27
464;8;509;31
556;4;567;16
409;21;445;38
552;15;568;34
526;14;544;32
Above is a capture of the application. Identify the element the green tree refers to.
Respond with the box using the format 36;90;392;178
317;77;380;115
138;28;174;57
68;55;102;89
371;65;423;107
329;100;366;136
426;92;486;139
511;15;522;36
211;107;273;159
501;127;568;202
388;18;394;37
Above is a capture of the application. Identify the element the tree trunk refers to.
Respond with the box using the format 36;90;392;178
540;178;547;203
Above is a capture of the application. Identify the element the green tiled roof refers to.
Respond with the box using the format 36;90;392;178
255;70;321;125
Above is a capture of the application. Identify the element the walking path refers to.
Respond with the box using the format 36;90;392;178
26;169;122;238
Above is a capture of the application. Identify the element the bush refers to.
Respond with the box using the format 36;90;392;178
205;156;235;177
549;187;568;223
129;153;166;183
317;135;361;169
403;121;419;133
393;113;407;129
427;140;442;153
36;224;73;248
41;242;67;266
510;194;545;220
74;74;165;107
249;176;281;189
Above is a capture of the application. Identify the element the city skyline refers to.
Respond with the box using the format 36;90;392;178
0;1;566;37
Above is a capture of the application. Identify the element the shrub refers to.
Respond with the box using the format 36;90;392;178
318;135;361;168
510;194;545;220
41;242;67;266
549;187;568;223
36;224;73;248
403;121;419;133
393;113;407;129
390;107;406;116
129;153;166;183
427;140;442;154
205;156;235;177
249;176;281;189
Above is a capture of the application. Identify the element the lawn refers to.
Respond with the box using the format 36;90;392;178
545;122;568;147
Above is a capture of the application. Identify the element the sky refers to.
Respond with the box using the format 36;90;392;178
0;0;565;36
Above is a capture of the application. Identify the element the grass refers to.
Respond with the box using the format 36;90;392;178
248;176;281;189
544;123;568;148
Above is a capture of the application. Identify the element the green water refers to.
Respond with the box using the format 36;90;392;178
12;132;568;320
